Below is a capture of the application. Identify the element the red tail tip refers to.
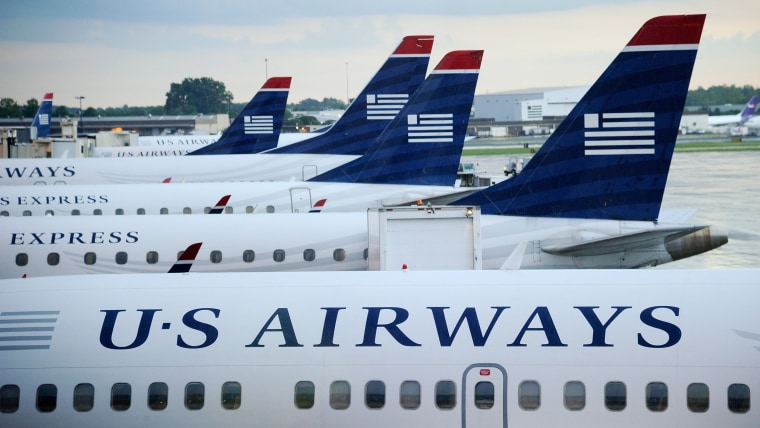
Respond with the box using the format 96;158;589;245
434;50;484;71
395;35;435;55
263;77;292;89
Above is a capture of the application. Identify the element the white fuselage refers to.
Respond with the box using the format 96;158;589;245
93;133;313;157
0;269;757;427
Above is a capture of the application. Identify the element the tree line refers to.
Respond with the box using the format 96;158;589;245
1;78;756;119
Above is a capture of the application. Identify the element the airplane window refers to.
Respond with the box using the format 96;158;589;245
330;381;351;410
365;381;385;409
518;380;540;410
46;210;55;216
243;250;255;263
221;381;241;410
137;208;146;215
0;384;20;413
183;207;192;214
185;382;205;410
0;211;8;216
727;383;750;413
303;249;316;262
245;206;254;214
160;208;169;215
564;381;585;410
93;209;102;215
294;381;315;409
36;384;57;413
73;383;94;412
15;253;28;267
204;207;211;214
266;205;275;213
273;250;286;263
363;248;369;260
115;209;124;215
47;252;60;266
333;249;346;262
146;251;159;264
23;210;32;216
474;381;495;409
604;381;626;411
435;380;457;409
84;252;97;266
225;206;233;214
111;383;131;411
148;382;168;410
210;250;223;264
400;381;421;409
646;382;668;412
115;252;128;265
687;383;709;413
71;209;80;215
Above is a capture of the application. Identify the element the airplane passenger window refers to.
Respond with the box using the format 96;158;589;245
363;248;369;260
210;250;223;264
273;250;286;263
436;381;457;409
15;253;28;267
303;249;316;262
474;381;495;409
687;383;709;413
204;207;211;214
225;206;233;214
73;383;94;412
564;381;585;410
0;211;8;216
221;381;242;410
146;251;159;264
160;208;169;215
115;209;124;215
47;252;60;266
93;209;102;215
330;381;351;410
183;207;192;214
266;205;275;213
84;252;96;266
333;249;346;262
518;380;540;410
727;383;750;413
365;381;385;409
148;382;168;410
111;383;131;411
646;382;668;411
46;210;55;216
71;209;80;215
400;381;421;409
294;381;315;409
115;252;128;265
36;384;57;413
0;384;20;413
23;210;32;216
137;208;146;215
185;382;205;410
243;250;255;263
246;206;254;214
604;381;626;411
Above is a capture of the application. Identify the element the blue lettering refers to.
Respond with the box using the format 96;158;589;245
0;196;8;206
508;307;567;347
49;232;65;245
314;307;345;347
575;306;631;347
125;231;139;243
100;309;161;350
428;306;509;346
357;307;420;347
177;308;220;349
68;232;84;244
246;308;303;348
10;233;24;245
638;306;681;348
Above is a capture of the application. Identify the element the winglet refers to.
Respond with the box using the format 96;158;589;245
309;198;327;213
168;242;203;273
741;95;759;123
208;195;231;214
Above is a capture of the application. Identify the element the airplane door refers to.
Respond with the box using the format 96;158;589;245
289;188;312;213
462;364;507;428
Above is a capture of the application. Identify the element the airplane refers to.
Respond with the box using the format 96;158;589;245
30;92;54;140
0;46;479;187
1;15;725;276
707;95;758;127
93;76;292;157
0;269;757;427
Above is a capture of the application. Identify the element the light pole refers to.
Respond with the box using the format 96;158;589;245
345;62;349;104
265;58;268;79
75;96;85;135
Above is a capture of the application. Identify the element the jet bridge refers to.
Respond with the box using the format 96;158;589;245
367;206;481;271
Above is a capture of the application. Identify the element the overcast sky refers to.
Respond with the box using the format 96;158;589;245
2;0;758;109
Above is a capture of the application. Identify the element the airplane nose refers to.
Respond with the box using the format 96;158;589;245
664;226;728;261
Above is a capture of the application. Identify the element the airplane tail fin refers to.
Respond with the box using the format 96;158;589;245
268;35;435;156
188;77;291;155
455;14;705;221
168;242;203;273
740;95;759;123
309;50;483;186
207;195;231;214
31;92;53;139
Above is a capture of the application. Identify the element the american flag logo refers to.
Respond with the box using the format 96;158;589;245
38;114;49;125
0;310;59;351
367;94;408;120
407;113;453;143
244;115;273;134
584;112;655;155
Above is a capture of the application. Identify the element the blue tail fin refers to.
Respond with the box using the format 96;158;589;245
267;35;434;156
187;77;290;155
740;95;758;123
309;50;483;186
455;14;705;221
31;92;53;139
